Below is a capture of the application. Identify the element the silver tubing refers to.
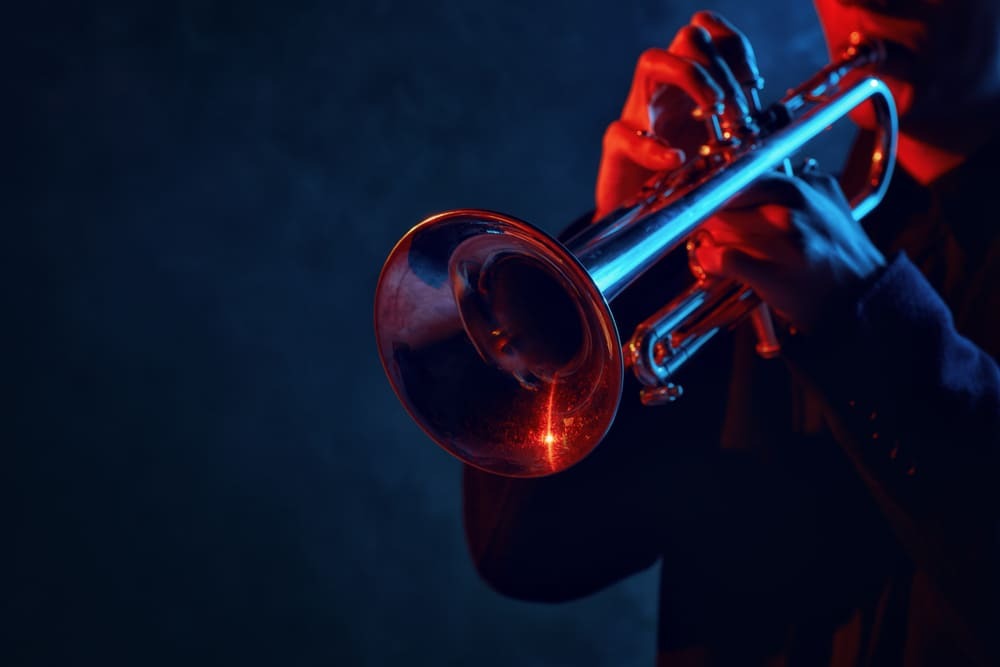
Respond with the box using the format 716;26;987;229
568;65;896;300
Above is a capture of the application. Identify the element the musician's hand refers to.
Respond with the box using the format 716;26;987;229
596;12;761;218
690;167;887;333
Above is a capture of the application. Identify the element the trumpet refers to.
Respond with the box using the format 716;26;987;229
374;37;897;478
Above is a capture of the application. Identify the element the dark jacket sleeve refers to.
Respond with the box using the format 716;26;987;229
462;446;659;603
783;251;999;656
462;380;724;602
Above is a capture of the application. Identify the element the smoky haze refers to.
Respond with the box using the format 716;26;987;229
11;1;841;665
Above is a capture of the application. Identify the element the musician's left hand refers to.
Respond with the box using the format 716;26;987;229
690;165;887;333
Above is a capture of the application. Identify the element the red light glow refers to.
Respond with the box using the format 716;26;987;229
543;382;557;469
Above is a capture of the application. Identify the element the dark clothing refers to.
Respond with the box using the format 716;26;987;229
463;141;999;666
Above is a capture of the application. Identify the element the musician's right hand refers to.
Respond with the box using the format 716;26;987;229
595;12;762;218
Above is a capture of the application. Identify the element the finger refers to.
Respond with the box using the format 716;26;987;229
701;213;790;247
724;174;809;211
596;121;685;216
602;121;686;171
699;214;803;269
668;25;749;120
690;12;763;92
796;163;853;216
694;242;779;289
624;48;724;129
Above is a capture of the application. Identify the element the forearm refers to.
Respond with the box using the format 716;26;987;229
463;369;726;602
463;461;661;602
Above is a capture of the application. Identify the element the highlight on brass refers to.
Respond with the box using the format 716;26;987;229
374;38;897;478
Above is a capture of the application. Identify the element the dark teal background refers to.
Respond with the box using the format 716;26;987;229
11;1;834;664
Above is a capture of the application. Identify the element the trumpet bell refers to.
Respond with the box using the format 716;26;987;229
374;210;623;477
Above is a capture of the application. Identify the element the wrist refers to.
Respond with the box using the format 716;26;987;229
794;249;888;334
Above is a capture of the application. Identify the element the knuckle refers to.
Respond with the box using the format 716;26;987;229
676;24;712;47
602;123;624;149
691;10;717;25
636;48;665;73
601;123;619;151
604;122;646;155
692;11;739;39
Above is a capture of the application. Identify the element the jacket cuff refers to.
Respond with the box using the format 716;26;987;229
780;253;933;486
